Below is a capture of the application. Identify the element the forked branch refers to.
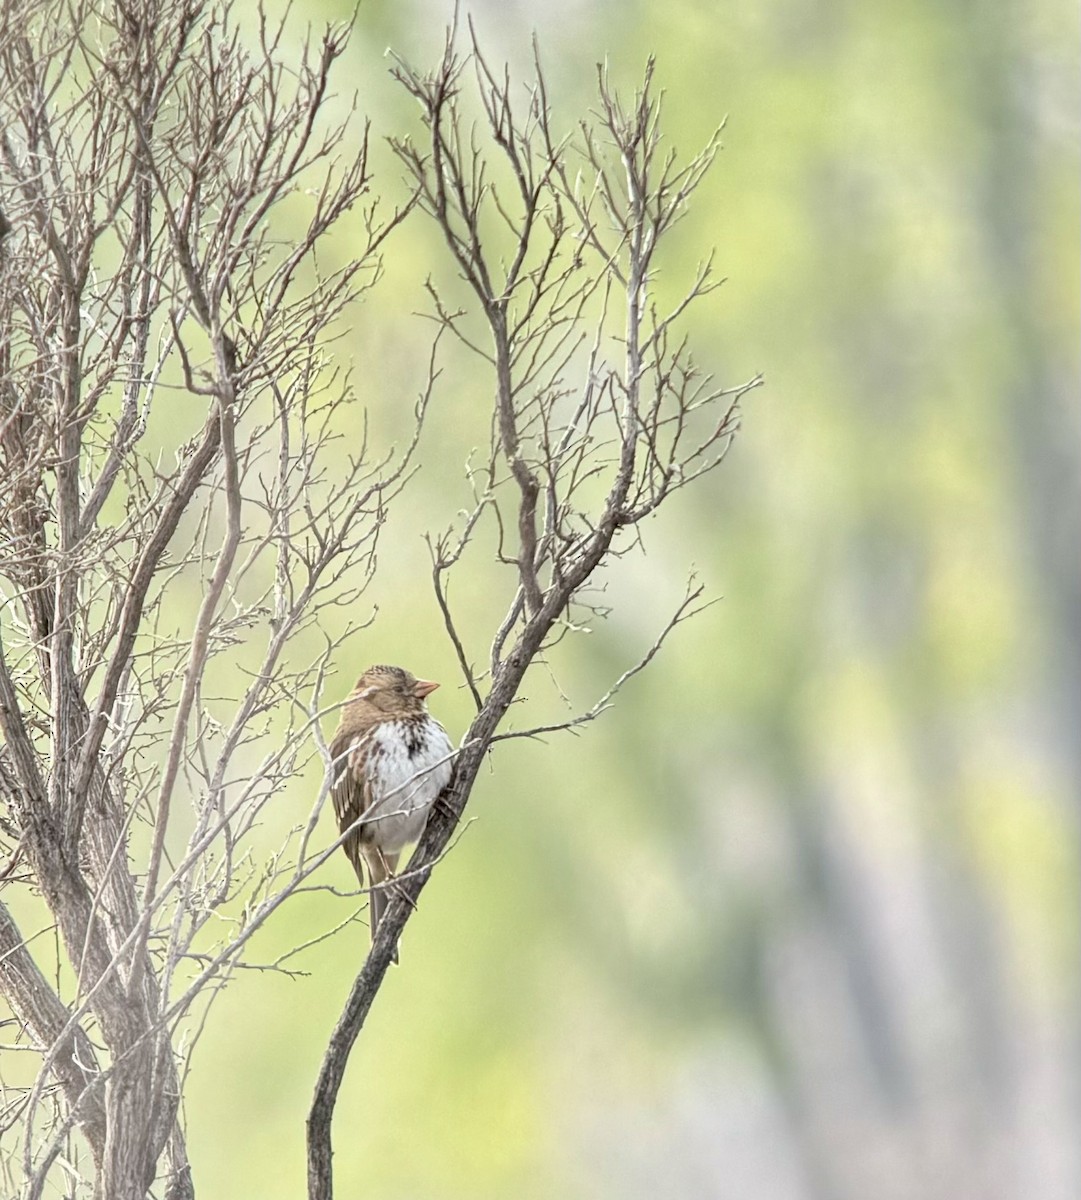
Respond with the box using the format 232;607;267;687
308;27;758;1200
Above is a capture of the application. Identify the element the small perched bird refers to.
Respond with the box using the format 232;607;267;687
329;664;453;960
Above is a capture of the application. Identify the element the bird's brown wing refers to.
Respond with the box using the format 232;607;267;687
329;728;372;888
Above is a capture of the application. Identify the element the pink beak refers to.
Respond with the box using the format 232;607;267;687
413;679;440;698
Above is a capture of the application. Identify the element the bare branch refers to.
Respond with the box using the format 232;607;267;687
489;580;712;743
307;27;752;1199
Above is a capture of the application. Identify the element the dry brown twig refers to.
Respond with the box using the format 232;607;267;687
0;3;757;1198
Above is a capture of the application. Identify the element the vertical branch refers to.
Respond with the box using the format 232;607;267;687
0;3;410;1196
0;903;106;1166
142;393;241;915
390;38;546;615
309;31;752;1200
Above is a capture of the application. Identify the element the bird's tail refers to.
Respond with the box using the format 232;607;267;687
363;848;400;965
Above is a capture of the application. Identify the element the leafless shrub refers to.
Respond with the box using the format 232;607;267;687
0;2;414;1195
0;4;757;1198
308;17;759;1198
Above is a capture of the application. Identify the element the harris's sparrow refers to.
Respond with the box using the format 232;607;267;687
329;664;453;960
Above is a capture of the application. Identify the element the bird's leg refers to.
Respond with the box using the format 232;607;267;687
433;791;456;821
376;848;416;913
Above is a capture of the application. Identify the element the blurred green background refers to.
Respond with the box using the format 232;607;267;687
180;1;1079;1198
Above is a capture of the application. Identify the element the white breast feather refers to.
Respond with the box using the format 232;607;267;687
362;720;453;851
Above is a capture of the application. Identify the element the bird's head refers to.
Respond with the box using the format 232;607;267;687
349;664;440;716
